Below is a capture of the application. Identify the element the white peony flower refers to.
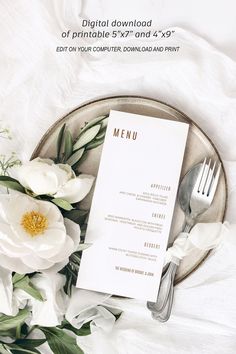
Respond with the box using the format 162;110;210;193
0;194;81;273
14;158;94;204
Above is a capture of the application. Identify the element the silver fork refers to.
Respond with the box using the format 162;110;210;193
188;158;221;221
149;158;221;322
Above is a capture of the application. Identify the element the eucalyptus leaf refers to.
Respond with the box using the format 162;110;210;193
0;309;30;332
77;243;92;251
81;115;107;133
66;148;85;167
59;320;91;337
63;274;73;297
85;138;104;150
13;276;44;302
70;252;81;264
72;151;88;170
100;117;109;129
64;131;73;161
59;254;80;296
0;176;25;193
39;327;84;354
51;198;73;211
64;209;88;225
95;127;107;140
56;123;66;161
73;125;100;151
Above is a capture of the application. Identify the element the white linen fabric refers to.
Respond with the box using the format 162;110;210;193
1;1;236;353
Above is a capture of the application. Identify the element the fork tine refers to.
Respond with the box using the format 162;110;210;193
208;162;221;198
194;158;206;193
198;158;210;194
203;160;216;195
202;158;212;194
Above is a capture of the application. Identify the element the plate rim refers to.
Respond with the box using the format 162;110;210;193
31;94;228;284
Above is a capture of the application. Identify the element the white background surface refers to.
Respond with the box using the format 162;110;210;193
1;1;236;353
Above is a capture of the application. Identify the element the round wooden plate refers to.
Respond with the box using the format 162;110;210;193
31;96;227;283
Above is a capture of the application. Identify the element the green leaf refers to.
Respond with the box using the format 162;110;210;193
62;273;74;297
0;344;11;354
95;127;107;140
77;243;91;251
64;209;88;225
56;123;66;161
66;148;85;167
39;327;84;354
14;339;46;348
0;176;25;193
72;151;88;171
0;328;17;338
100;117;109;129
81;115;107;133
85;138;104;150
59;320;91;337
51;198;73;211
5;343;41;354
0;321;29;340
12;273;25;284
73;125;100;151
13;275;44;302
64;131;73;161
69;252;81;264
0;309;30;332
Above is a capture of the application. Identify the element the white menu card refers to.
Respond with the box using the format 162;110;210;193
77;110;189;301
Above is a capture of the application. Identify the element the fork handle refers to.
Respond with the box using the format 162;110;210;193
152;261;178;321
152;276;175;322
147;222;192;317
147;261;178;313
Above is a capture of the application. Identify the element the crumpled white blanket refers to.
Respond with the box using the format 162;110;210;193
1;1;236;353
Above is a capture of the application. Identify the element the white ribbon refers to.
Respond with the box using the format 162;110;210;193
164;222;228;266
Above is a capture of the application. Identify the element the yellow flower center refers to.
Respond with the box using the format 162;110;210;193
21;211;48;237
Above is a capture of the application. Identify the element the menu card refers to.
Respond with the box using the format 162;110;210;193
77;110;189;301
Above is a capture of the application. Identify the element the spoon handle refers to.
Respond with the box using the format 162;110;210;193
147;221;192;318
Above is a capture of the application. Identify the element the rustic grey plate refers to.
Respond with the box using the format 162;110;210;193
31;96;227;284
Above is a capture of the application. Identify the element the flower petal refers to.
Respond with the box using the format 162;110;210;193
14;159;70;195
22;254;53;270
0;266;16;316
0;254;35;274
47;235;74;262
64;218;81;250
4;194;39;224
54;174;95;204
42;259;69;274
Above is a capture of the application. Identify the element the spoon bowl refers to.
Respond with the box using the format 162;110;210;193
178;163;202;217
